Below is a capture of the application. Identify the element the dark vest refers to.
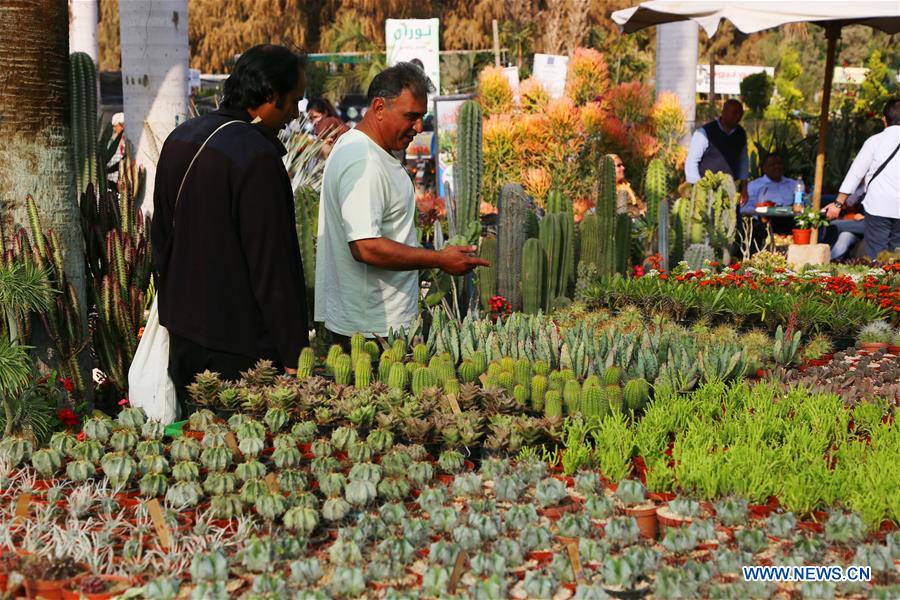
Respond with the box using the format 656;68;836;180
698;120;747;179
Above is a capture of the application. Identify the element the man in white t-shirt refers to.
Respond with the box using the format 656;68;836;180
315;63;489;342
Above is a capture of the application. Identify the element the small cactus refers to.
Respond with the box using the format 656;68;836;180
582;383;607;419
354;357;372;388
350;333;366;364
606;385;623;415
531;374;548;412
544;390;563;418
412;367;437;396
297;347;316;378
388;362;408;390
413;343;430;365
378;354;393;382
333;354;352;385
563;380;581;414
623;377;650;414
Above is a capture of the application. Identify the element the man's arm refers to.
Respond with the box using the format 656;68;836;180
684;130;706;184
826;140;876;219
350;238;489;276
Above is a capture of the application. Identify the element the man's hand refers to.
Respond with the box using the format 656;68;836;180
824;202;842;220
285;367;298;376
739;187;749;206
438;245;490;276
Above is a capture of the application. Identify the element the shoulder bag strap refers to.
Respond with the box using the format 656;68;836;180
173;119;244;226
865;139;900;193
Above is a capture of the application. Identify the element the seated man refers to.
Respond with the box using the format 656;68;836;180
821;186;866;261
739;154;798;255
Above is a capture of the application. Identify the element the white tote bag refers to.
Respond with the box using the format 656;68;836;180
127;120;243;423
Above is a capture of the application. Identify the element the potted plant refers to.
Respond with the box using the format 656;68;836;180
857;321;893;352
61;574;134;600
888;328;900;355
22;555;87;600
615;479;658;540
791;209;826;245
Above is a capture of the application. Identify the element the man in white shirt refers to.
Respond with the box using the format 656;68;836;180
743;154;797;215
685;99;750;205
825;98;900;258
315;63;488;343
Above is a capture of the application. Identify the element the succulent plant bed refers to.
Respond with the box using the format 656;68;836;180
780;346;900;406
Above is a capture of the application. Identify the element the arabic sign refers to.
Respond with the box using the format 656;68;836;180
696;64;774;95
386;19;440;98
533;54;569;99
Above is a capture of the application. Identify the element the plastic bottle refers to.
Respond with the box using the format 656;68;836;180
793;179;805;213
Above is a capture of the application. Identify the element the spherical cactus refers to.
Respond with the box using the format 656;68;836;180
472;351;487;375
290;421;317;443
139;453;170;476
603;366;621;387
412;368;438;396
378;355;394;383
377;476;411;501
49;432;78;457
548;371;565;393
531;360;548;376
413;343;430;365
325;344;343;375
318;472;347;498
284;505;319;535
201;425;229;448
235;419;266;441
264;407;289;434
239;436;265;458
354;357;372;388
559;368;575;381
236;459;267;482
334;354;352;386
498;372;515;394
331;426;358;451
31;448;62;478
203;472;237;496
345;479;378;507
563;380;582;415
187;409;217;431
240;478;268;504
297;347;316;378
109;429;139;453
170;437;201;462
347;441;372;463
388;362;408;390
459;360;478;383
166;480;202;508
582;384;608;419
117;406;146;429
444;378;461;395
514;360;532;387
531;375;548;412
255;491;287;521
272;446;302;469
544;390;563;419
79;440;104;464
140;472;169;497
141;419;166;441
83;416;113;443
172;460;200;482
433;363;456;385
624;378;651;414
66;459;94;482
279;469;306;493
408;461;434;487
366;429;394;454
322;497;352;522
606;385;623;415
513;385;528;405
100;451;136;489
200;446;232;472
210;494;243;520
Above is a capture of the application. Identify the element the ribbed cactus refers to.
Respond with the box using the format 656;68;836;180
354;358;372;388
684;243;715;271
582;384;607;419
595;155;618;277
325;344;343;375
563;380;581;415
378;354;393;382
294;186;317;319
412;367;437;396
70;52;99;196
413;343;430;365
522;238;546;314
514;359;532;387
578;214;601;269
623;378;650;414
513;384;528;405
459;360;478;383
388;363;408;390
615;213;632;275
603;366;621;387
644;158;666;230
472;351;487;375
544;390;563;418
671;197;689;264
479;236;498;311
531;375;547;412
350;333;366;364
454;100;483;235
334;354;352;385
606;385;623;415
297;347;315;378
498;371;515;394
658;197;670;271
497;184;534;311
539;212;572;309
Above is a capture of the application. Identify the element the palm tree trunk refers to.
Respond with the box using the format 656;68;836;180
119;0;189;218
0;1;87;372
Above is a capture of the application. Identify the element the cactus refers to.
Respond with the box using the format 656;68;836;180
582;384;607;419
354;357;372;388
139;453;169;476
31;448;62;478
615;213;632;275
378;354;393;382
623;377;650;414
297;347;315;378
70;52;99;195
66;459;94;482
594;154;619;278
325;344;343;375
472;350;487;375
100;451;136;489
200;446;232;472
497;371;515;394
284;505;319;535
390;338;407;362
294;185;317;321
255;491;287;521
579;214;601;269
658;197;670;270
412;367;437;396
606;385;623;415
497;183;535;311
350;333;366;363
644;158;666;232
459;360;478;383
118;406;147;429
454;100;483;235
544;390;563;418
603;366;621;387
539;212;573;309
388;362;408;390
513;384;528;405
333;354;352;385
478;236;498;311
264;407;289;434
563;379;581;415
684;243;715;271
531;374;548;412
109;428;138;452
521;238;546;314
413;343;430;365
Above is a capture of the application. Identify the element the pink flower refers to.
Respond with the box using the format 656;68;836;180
118;398;130;406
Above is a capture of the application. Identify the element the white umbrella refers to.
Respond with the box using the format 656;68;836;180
612;1;900;209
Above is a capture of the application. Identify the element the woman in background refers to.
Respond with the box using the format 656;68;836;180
306;98;348;156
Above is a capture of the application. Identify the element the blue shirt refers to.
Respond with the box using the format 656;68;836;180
743;175;798;215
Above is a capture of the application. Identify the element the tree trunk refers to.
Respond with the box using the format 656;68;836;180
656;21;699;147
0;0;87;385
69;0;99;62
119;0;189;217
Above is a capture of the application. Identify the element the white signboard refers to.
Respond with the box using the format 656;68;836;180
386;19;440;98
533;54;569;99
696;64;774;95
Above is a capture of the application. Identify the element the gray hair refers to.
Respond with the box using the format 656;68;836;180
367;62;435;104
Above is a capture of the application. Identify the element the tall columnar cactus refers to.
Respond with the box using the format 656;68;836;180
521;238;546;315
454;100;483;235
671;196;690;264
478;236;498;311
70;52;98;196
497;184;534;311
644;158;666;232
684;243;715;271
681;172;739;264
595;155;618;277
531;374;547;412
294;185;317;320
658;198;670;271
578;214;601;269
615;213;632;275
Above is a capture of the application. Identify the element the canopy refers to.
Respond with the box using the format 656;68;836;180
612;1;900;209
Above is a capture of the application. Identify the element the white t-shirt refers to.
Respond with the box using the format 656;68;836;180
314;128;419;337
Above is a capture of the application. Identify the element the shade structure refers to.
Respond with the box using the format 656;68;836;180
612;1;900;209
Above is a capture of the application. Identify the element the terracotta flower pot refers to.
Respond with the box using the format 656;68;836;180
887;345;900;355
625;505;659;540
791;229;813;245
859;342;888;352
25;577;67;600
62;575;133;600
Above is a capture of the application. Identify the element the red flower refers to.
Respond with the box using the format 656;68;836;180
729;263;741;271
118;398;130;406
76;431;86;442
634;265;645;278
57;407;78;427
59;378;74;393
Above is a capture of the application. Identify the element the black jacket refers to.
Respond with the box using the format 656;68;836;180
151;108;309;366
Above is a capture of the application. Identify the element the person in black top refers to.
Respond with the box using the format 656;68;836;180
151;45;309;410
685;99;750;205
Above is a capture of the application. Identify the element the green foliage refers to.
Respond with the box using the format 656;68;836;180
740;71;775;116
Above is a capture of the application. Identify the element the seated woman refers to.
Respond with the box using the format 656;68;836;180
821;186;866;261
610;154;646;218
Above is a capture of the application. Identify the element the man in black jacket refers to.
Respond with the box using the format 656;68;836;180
152;45;309;409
